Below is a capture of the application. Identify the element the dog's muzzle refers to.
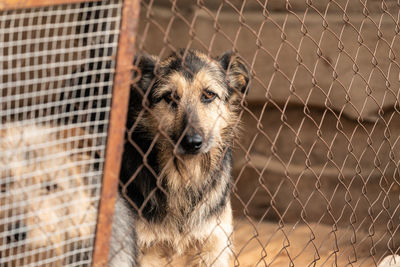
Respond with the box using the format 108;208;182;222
6;221;27;244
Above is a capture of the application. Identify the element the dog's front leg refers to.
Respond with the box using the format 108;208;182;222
187;206;233;267
187;227;233;267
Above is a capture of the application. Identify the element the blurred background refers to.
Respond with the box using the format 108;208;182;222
136;0;400;229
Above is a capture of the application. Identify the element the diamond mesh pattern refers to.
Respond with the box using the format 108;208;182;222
130;1;400;266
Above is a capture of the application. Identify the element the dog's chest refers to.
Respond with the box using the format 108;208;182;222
136;201;232;256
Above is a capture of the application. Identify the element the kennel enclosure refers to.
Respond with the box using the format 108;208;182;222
1;0;400;266
0;0;138;265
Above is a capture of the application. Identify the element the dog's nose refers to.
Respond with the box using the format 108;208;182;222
6;221;27;243
181;133;203;153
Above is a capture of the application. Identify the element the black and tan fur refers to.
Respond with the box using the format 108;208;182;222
121;49;249;266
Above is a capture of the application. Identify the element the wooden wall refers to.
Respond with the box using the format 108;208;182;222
136;0;400;230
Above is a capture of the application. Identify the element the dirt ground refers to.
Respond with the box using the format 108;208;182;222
232;220;394;267
146;219;394;266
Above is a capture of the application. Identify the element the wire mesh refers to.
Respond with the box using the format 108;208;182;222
122;0;400;266
2;0;400;266
0;1;123;266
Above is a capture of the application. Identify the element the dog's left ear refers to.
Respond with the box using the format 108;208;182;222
218;51;250;97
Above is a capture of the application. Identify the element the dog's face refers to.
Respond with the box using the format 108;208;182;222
132;50;249;156
0;124;97;265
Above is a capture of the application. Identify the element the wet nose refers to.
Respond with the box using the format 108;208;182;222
181;133;203;154
7;221;27;243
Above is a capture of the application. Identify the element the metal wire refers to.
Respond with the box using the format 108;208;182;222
2;0;400;266
0;1;122;266
129;0;400;266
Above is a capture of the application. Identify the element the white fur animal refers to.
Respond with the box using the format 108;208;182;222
0;123;137;266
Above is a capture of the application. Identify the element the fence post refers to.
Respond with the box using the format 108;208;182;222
91;0;140;266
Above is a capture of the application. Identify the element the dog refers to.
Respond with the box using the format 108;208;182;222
0;123;138;267
120;49;250;266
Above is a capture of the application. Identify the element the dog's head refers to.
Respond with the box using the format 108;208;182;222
131;49;250;156
0;124;98;265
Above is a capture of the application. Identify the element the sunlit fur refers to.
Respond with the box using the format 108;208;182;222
0;123;138;267
121;49;250;266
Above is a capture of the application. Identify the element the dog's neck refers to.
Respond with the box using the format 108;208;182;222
147;146;233;232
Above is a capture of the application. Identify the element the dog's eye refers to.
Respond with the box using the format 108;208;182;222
202;90;217;103
163;91;180;106
164;92;173;103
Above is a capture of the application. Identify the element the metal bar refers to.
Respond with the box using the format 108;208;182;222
0;0;98;10
91;0;140;266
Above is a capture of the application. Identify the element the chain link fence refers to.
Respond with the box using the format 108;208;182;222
133;0;400;266
1;0;400;266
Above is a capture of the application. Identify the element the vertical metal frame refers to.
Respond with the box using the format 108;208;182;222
91;0;140;266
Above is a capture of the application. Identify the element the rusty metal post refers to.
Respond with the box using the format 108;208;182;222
91;0;140;266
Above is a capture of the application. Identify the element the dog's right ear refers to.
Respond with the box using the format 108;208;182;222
218;51;250;96
133;54;158;92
